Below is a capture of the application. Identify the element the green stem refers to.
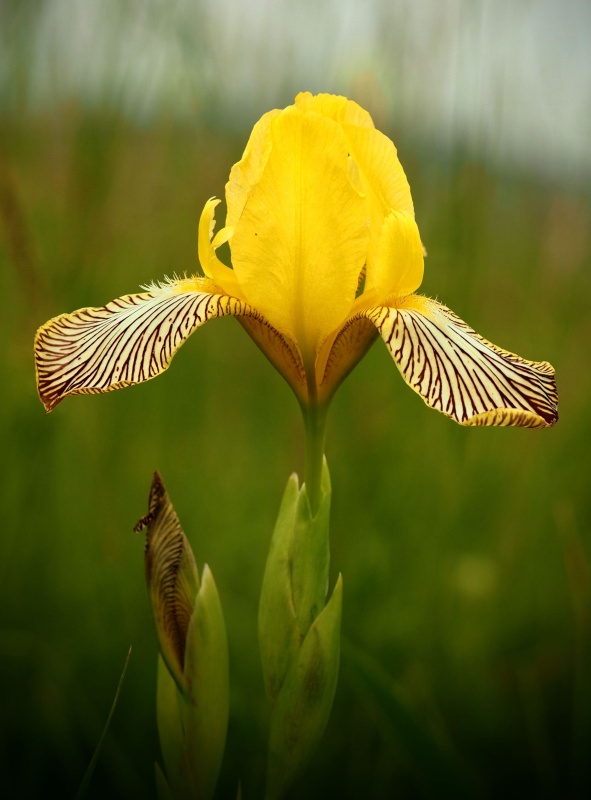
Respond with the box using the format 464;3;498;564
302;403;327;516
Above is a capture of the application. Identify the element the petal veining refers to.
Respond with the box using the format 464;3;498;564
317;315;379;404
35;278;246;411
366;295;558;427
230;105;369;364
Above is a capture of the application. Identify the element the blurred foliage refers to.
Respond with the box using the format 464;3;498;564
0;104;590;799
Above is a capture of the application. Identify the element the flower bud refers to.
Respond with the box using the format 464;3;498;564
137;473;229;800
258;460;342;798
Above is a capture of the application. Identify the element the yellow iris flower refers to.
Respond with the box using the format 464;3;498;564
35;92;557;431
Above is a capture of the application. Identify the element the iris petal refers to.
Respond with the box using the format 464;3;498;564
230;105;368;365
198;199;243;299
343;123;414;218
370;210;424;300
225;109;280;230
366;295;558;427
34;278;245;411
294;92;375;128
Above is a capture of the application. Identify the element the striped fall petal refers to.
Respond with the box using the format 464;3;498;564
34;277;305;412
364;295;557;428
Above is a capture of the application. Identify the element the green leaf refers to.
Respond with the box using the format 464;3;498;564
74;647;132;800
142;475;229;800
342;641;483;799
265;574;342;800
156;655;185;793
258;463;332;706
292;460;331;638
258;473;302;703
182;564;229;800
155;762;174;800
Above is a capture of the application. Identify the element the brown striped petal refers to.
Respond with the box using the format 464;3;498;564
34;278;247;412
365;296;558;428
35;277;308;411
316;315;379;405
136;471;199;692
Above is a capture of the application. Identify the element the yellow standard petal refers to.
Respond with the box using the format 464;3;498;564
315;212;423;394
230;105;369;367
370;210;424;301
345;125;416;294
343;123;414;217
365;295;558;427
294;91;414;221
225;108;281;230
294;91;375;128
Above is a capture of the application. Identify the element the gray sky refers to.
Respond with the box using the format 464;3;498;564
2;0;590;180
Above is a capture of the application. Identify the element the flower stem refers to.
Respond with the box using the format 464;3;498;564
302;403;327;516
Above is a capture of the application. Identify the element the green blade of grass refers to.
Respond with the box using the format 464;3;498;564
342;639;483;799
74;646;132;800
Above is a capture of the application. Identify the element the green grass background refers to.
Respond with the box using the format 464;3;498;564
1;108;590;799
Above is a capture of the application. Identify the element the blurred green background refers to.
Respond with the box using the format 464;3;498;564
1;1;590;798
